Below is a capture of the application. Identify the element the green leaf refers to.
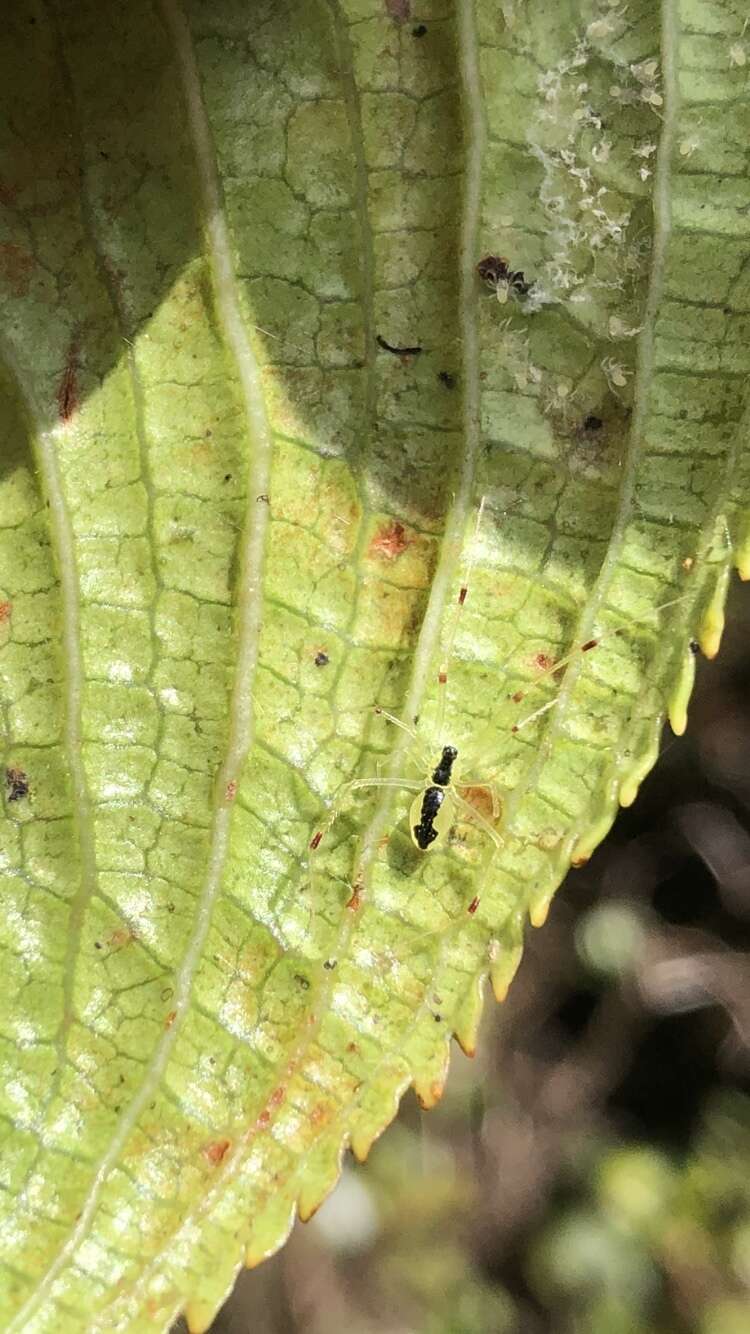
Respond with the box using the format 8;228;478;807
1;0;748;1328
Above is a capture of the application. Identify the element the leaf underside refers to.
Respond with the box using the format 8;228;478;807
1;0;749;1329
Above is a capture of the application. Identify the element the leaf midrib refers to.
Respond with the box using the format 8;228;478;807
81;2;490;1321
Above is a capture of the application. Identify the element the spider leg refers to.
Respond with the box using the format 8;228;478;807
373;706;431;771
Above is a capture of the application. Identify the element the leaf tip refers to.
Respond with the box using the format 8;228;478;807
452;972;485;1057
667;647;696;737
571;808;617;868
184;1302;213;1334
736;537;750;581
414;1075;447;1109
529;896;550;928
490;941;523;1003
350;1126;376;1163
619;735;660;808
699;567;730;659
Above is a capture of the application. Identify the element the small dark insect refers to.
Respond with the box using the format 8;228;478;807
582;414;604;432
323;958;337;970
314;650;330;667
411;746;458;850
412;23;427;36
295;974;310;991
689;639;700;655
476;255;533;297
438;370;456;389
5;767;29;802
256;493;270;504
376;333;423;356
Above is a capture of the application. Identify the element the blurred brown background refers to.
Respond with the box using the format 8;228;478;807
176;578;750;1334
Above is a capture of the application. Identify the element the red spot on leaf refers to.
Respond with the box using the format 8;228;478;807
534;652;556;672
346;886;361;911
467;896;480;915
0;601;11;624
369;520;410;561
225;779;238;802
270;1086;285;1107
203;1138;231;1166
257;1109;271;1128
164;1009;177;1029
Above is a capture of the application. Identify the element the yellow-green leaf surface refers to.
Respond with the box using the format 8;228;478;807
1;0;749;1329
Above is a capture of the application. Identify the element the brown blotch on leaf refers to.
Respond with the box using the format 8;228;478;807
164;1009;177;1029
0;601;11;624
108;926;137;951
225;779;237;802
458;784;499;825
5;767;29;802
385;0;411;20
0;242;33;298
346;886;362;911
203;1138;231;1166
369;519;410;561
